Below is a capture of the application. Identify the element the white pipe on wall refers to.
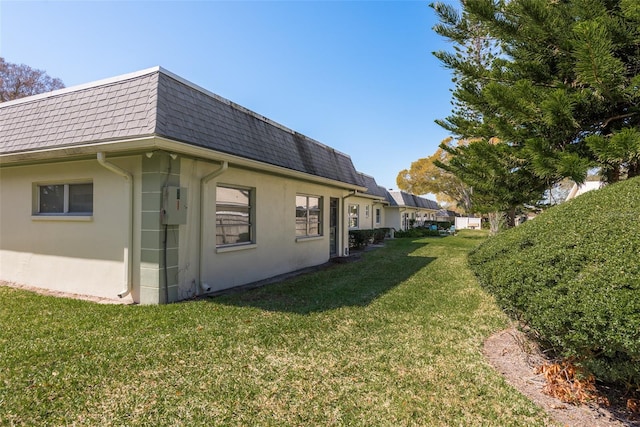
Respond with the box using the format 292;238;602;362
97;152;134;298
341;190;359;256
198;161;228;294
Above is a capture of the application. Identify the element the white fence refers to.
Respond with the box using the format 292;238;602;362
455;217;482;230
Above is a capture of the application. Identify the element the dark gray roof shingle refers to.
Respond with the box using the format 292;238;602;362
357;172;388;199
0;67;362;187
0;73;158;152
386;190;440;210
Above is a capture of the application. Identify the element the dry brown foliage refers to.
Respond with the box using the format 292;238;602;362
536;359;609;406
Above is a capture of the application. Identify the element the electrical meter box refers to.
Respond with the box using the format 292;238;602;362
162;186;188;225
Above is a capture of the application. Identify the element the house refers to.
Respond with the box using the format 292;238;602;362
344;173;389;231
384;190;440;231
435;208;458;224
565;180;603;201
0;67;374;304
454;216;482;230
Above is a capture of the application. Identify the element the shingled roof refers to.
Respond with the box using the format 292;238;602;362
357;172;389;199
0;67;363;187
385;190;440;210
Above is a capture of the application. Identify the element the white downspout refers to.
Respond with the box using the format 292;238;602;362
342;190;358;256
198;161;228;294
97;152;133;298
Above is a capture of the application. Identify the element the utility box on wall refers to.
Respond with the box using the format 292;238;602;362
162;186;188;225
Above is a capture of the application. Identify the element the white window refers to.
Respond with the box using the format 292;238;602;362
365;205;370;218
296;195;322;237
216;185;254;246
36;183;93;215
375;208;381;224
348;204;359;229
403;212;411;230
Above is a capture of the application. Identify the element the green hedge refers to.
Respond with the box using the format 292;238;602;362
349;230;374;249
394;226;442;238
348;228;390;249
468;177;640;388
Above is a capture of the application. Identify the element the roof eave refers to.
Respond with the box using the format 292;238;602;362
0;135;367;191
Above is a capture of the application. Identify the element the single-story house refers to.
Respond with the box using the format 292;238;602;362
384;190;440;231
565;180;603;201
455;216;482;230
0;66;377;304
344;172;389;231
435;208;458;223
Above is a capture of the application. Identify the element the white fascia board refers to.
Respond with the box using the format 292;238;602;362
0;136;367;192
151;137;367;191
353;193;387;202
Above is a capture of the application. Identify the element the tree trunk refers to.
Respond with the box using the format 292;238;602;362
506;207;516;228
487;212;503;235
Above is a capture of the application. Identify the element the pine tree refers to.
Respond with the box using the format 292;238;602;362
434;139;545;230
431;0;640;184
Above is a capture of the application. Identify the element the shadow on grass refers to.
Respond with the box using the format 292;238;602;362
208;240;435;314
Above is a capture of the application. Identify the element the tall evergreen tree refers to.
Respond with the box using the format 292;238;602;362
431;0;640;185
435;139;545;230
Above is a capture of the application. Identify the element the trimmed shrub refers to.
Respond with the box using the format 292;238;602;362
349;230;374;249
372;228;389;244
394;226;441;238
468;177;640;388
349;228;390;249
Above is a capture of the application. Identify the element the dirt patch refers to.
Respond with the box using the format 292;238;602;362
484;326;639;426
1;281;134;305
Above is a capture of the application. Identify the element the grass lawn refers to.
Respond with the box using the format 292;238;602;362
0;231;554;426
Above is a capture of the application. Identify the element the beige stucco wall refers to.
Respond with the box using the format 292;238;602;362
384;207;402;230
0;156;141;301
384;207;439;230
1;153;358;303
177;159;350;296
344;196;387;231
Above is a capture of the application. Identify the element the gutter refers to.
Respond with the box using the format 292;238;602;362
96;152;133;298
1;136;367;193
198;161;228;294
341;190;359;256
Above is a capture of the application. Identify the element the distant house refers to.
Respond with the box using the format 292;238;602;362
435;208;458;223
384;190;440;231
345;173;389;231
565;180;603;201
455;217;482;230
0;67;375;304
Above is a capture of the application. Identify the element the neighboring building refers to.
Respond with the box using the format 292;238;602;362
384;190;440;231
455;217;482;230
435;208;458;223
0;67;373;304
565;180;603;201
345;173;389;231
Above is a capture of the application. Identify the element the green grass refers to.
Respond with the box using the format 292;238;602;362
0;231;553;426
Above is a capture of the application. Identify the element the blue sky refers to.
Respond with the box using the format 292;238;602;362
0;1;455;191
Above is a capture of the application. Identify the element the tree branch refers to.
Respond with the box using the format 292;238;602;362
601;112;637;129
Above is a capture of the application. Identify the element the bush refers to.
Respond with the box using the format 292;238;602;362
372;228;389;243
394;226;441;238
468;177;640;388
349;228;391;249
349;230;373;249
